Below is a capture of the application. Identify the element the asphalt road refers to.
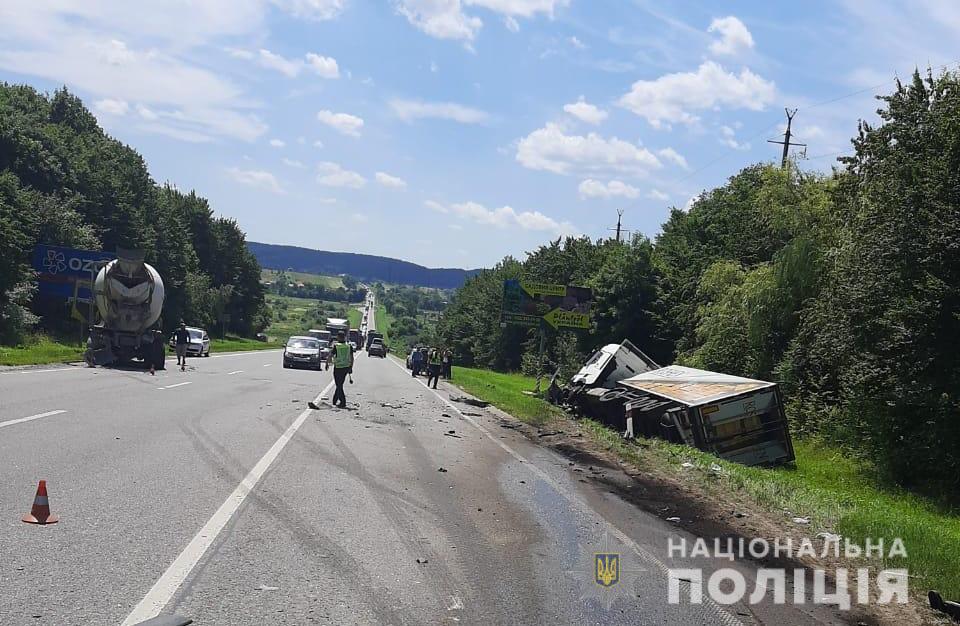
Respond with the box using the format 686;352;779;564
0;340;850;625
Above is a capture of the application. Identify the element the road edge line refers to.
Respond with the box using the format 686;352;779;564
385;356;742;626
0;409;67;430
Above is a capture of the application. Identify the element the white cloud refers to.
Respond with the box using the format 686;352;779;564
305;52;339;78
135;104;158;120
94;98;129;116
257;48;302;77
657;147;688;169
316;109;364;136
719;125;749;150
516;123;661;175
568;35;586;49
430;61;439;72
647;189;670;201
707;16;754;56
563;96;607;125
313;139;325;148
390;99;489;124
439;200;577;235
425;200;448;213
282;158;305;168
466;0;569;17
578;179;640;199
316;161;366;188
316;197;337;204
269;138;286;148
618;61;775;128
393;0;483;42
351;212;370;223
270;0;346;20
393;0;567;42
375;172;408;188
0;33;267;142
225;167;284;194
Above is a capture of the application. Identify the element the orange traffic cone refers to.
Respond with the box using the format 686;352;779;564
22;480;59;525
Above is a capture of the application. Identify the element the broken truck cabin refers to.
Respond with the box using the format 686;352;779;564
557;341;795;467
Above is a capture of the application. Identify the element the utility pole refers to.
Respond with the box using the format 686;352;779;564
768;108;806;168
608;209;631;242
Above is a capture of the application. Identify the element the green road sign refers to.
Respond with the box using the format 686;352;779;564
501;311;541;327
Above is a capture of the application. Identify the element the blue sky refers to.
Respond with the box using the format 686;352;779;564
1;1;957;268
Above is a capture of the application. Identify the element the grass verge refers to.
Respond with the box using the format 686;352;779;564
0;335;84;366
450;366;568;427
450;365;960;600
211;336;281;353
375;304;392;345
347;307;361;329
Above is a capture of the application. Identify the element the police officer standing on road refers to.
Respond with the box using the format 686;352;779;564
175;321;190;371
427;347;442;389
323;331;354;409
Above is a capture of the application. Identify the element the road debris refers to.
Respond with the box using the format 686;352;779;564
666;516;681;523
256;584;280;591
437;467;448;472
792;517;811;525
416;558;429;564
444;432;462;439
450;395;490;408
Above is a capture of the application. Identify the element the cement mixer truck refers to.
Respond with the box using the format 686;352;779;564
84;249;167;369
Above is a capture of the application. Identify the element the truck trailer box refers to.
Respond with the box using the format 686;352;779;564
619;365;795;466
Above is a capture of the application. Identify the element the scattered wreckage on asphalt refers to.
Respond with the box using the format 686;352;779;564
549;340;796;467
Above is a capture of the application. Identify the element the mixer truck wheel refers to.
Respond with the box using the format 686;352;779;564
153;340;166;371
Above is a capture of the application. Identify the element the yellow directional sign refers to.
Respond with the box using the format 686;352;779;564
543;307;590;329
520;281;567;297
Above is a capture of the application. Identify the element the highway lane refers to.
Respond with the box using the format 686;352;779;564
1;347;848;625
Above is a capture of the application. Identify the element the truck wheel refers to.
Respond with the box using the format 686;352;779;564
153;340;166;370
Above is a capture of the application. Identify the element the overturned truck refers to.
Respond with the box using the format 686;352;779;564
556;341;795;467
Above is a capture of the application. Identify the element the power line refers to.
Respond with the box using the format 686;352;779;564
607;209;632;242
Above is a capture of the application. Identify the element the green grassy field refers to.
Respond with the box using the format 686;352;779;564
0;335;84;366
347;308;361;329
450;366;960;599
261;268;343;288
211;336;281;353
374;304;392;345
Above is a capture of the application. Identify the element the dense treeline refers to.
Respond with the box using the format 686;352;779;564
438;70;960;495
0;85;268;343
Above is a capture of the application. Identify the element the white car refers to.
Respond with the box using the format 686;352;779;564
169;326;211;357
283;336;323;370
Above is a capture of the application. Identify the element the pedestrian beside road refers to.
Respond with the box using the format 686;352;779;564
442;349;452;380
427;347;442;389
411;346;422;377
175;321;190;371
315;331;354;409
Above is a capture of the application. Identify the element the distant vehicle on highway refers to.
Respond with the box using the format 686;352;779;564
307;328;332;343
283;336;323;370
169;326;210;357
365;330;383;352
367;338;387;358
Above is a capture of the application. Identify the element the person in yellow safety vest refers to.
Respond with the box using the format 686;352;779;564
326;331;354;409
426;347;443;389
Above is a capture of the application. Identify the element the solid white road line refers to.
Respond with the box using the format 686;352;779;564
226;370;243;376
263;363;272;367
157;382;193;390
385;356;742;626
0;409;67;430
121;380;335;626
16;367;85;375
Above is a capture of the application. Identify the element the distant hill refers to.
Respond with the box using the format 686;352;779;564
248;242;481;289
